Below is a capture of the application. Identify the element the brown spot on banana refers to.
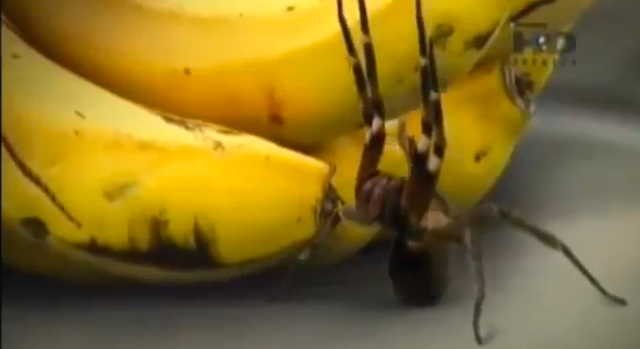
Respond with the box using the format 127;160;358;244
183;67;191;76
266;86;285;126
193;217;218;259
74;211;219;270
431;23;455;50
474;149;490;163
64;233;307;280
211;140;225;151
155;111;201;132
465;23;500;51
102;180;138;203
152;111;227;151
1;133;82;229
153;110;240;136
74;110;86;119
19;217;50;240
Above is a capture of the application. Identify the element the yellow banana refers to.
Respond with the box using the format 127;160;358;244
1;23;377;283
2;0;518;149
0;44;545;282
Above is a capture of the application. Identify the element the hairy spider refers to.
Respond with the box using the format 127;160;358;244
271;0;628;345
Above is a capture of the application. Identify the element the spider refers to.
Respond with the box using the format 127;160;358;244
271;0;628;345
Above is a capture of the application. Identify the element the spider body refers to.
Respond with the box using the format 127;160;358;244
388;234;451;307
349;174;450;307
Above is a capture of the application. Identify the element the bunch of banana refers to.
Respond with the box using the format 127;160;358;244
1;24;378;283
1;0;597;150
1;0;516;150
0;19;539;283
1;0;597;283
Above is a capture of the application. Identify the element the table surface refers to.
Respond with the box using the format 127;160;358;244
3;102;640;349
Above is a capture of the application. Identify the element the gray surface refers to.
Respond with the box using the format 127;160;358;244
543;0;640;112
3;103;640;349
3;0;640;348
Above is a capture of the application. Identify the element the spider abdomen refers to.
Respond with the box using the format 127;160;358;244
388;236;451;307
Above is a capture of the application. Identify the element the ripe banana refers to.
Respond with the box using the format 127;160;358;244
2;0;518;149
1;23;378;283
0;37;545;283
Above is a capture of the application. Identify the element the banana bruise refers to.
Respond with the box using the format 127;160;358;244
2;0;515;149
1;24;377;283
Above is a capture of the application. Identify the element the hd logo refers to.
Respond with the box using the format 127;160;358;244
510;22;577;67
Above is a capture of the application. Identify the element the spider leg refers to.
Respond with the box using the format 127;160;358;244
337;0;386;201
422;212;488;345
400;0;447;230
452;203;628;306
464;226;486;345
268;208;342;300
426;201;629;344
387;0;456;311
493;205;628;306
267;167;343;299
396;117;412;167
269;0;386;298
